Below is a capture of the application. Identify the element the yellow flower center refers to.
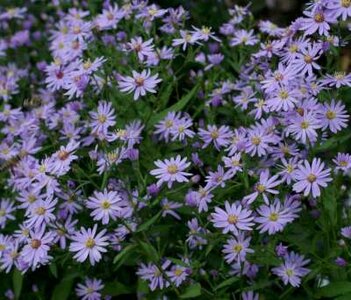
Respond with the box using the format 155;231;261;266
85;238;95;248
233;244;243;253
341;0;351;8
256;184;266;193
304;55;313;64
165;120;173;128
269;212;279;221
279;90;289;99
314;13;325;23
300;121;309;129
210;130;219;139
167;164;178;174
98;114;107;123
307;173;317;183
340;161;348;167
286;269;294;277
227;214;238;224
286;164;294;173
36;207;46;215
251;136;261;145
58;150;69;161
289;44;298;53
334;71;345;80
326;110;336;120
0;244;5;251
101;200;111;209
135;77;144;86
174;268;183;276
0;209;5;217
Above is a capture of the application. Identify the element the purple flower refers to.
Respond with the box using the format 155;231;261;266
161;198;182;220
118;69;162;100
137;260;171;291
333;153;351;173
222;232;254;263
243;170;281;204
89;101;116;136
69;224;108;266
276;243;288;257
26;197;57;229
76;277;104;300
256;199;300;234
322;71;351;88
320;100;349;133
272;251;310;287
150;155;192;188
211;201;254;235
166;264;189;287
126;37;154;61
341;226;351;239
290;43;322;76
293;158;332;198
335;257;347;267
198;124;232;150
86;189;123;225
172;30;200;51
21;226;54;270
327;0;351;21
300;8;334;36
242;291;259;300
186;218;208;249
0;199;15;229
246;127;276;157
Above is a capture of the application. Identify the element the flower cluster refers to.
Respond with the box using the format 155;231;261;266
0;1;350;299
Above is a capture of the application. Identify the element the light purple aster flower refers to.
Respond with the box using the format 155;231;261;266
21;226;54;270
272;251;310;287
246;126;276;157
243;170;281;204
256;198;300;235
333;153;351;173
266;87;300;112
322;71;351;88
75;277;104;300
52;215;78;249
293;158;332;198
126;37;155;61
205;165;233;189
69;224;108;266
150;155;192;188
211;201;254;235
186;218;208;249
320;99;349;133
161;198;182;220
136;260;171;291
277;157;302;184
154;111;182;142
26;197;58;229
118;69;162;100
222;232;254;264
0;240;23;273
286;111;321;144
198;124;232;150
242;291;259;300
290;43;322;76
166;264;189;287
230;29;258;46
172;30;200;51
89;101;116;135
300;8;335;36
0;199;15;229
326;0;351;21
86;189;123;225
341;226;351;239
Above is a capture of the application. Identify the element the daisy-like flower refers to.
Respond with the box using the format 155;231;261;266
166;264;189;287
26;197;57;229
222;232;254;264
198;125;232;150
246;127;276;157
293;158;332;198
243;170;281;204
211;201;254;235
172;30;200;51
86;189;123;225
256;199;300;235
300;8;335;36
89;101;116;135
333;153;351;173
286;111;321;144
186;218;208;249
230;29;258;46
150;155;192;188
21;226;55;271
341;226;351;239
154;111;182;142
290;43;322;76
137;260;171;291
0;199;15;229
322;72;351;88
320;100;349;133
266;88;300;112
161;198;182;220
75;277;104;300
48;140;80;176
278;157;301;184
69;224;108;266
272;251;310;287
118;69;162;101
126;37;155;61
327;0;351;21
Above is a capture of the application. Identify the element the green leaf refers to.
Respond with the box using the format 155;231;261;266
317;282;351;298
336;293;351;300
113;244;137;264
180;283;202;299
12;269;23;300
138;241;159;262
51;273;79;300
215;277;239;290
103;281;133;296
136;211;162;232
147;84;200;129
49;263;58;278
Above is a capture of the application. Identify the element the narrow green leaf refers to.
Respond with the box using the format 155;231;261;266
12;269;23;300
49;263;58;278
317;282;351;298
180;283;202;299
147;84;199;129
102;281;133;296
51;278;74;300
113;244;137;264
136;211;162;232
215;277;239;290
138;241;159;262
